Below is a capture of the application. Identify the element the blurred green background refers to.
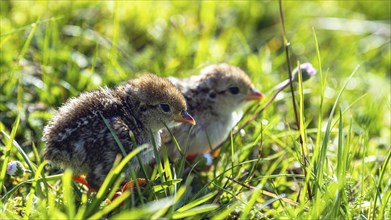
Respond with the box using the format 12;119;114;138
1;0;389;151
0;1;390;218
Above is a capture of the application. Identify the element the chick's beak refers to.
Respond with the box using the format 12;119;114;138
175;111;196;125
245;89;265;101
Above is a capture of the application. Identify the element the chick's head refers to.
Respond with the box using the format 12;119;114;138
199;63;264;114
126;74;195;131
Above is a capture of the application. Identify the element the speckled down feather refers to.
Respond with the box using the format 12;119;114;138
162;64;262;160
43;74;188;190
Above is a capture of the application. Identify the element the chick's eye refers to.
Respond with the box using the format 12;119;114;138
229;86;240;95
160;103;171;112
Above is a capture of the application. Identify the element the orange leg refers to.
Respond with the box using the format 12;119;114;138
211;148;221;158
108;178;148;204
121;178;147;192
73;175;95;192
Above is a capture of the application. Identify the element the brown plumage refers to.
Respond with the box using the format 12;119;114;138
43;74;195;190
162;64;264;161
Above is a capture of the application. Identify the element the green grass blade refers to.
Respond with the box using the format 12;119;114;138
161;143;175;194
211;201;240;220
312;27;325;152
31;142;41;165
379;189;391;219
312;28;326;205
239;186;263;219
84;144;148;218
0;115;20;195
190;157;277;202
111;197;175;220
24;161;47;219
62;169;75;220
331;108;344;218
373;147;391;219
149;130;168;197
100;113;128;161
18;18;39;61
89;191;131;220
1;2;389;219
297;61;312;201
172;204;219;219
230;130;235;176
315;65;360;195
176;191;217;212
1;131;37;176
163;124;184;157
100;112;147;202
151;184;187;220
0;174;62;202
330;93;368;129
1;17;62;37
178;126;195;177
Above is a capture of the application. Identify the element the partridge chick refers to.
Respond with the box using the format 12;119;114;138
162;63;264;161
43;74;195;190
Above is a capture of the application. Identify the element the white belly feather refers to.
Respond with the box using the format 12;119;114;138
185;111;243;154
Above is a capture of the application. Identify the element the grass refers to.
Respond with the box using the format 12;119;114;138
1;0;390;219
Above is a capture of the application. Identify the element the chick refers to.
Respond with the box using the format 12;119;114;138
162;63;264;161
43;74;195;190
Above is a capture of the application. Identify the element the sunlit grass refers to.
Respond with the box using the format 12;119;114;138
1;0;390;219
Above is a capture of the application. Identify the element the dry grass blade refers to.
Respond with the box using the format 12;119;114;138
225;176;308;210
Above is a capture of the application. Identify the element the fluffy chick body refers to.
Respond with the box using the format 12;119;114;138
162;64;264;161
43;74;193;190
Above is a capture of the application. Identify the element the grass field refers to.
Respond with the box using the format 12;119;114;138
1;1;390;219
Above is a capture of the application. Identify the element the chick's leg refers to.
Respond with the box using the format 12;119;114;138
73;175;94;192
